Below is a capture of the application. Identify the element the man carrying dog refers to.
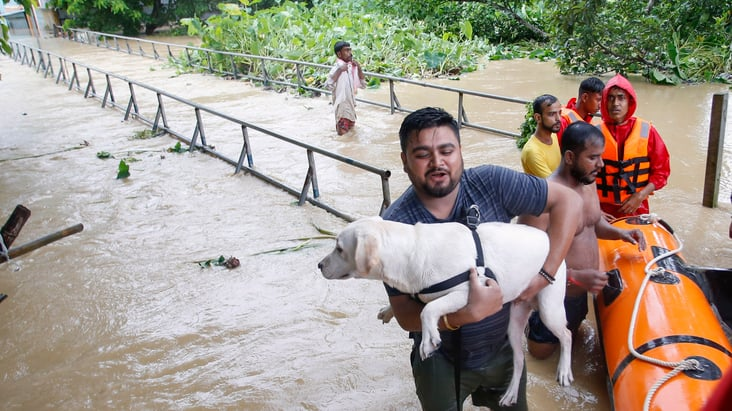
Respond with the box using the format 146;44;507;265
382;107;581;410
519;121;646;360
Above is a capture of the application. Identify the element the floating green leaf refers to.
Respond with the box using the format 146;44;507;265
116;160;130;179
167;142;187;153
195;255;240;269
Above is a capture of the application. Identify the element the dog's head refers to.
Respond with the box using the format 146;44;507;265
318;216;385;281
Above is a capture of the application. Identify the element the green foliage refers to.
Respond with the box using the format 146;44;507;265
195;255;240;269
47;0;731;85
2;0;39;55
516;102;536;149
49;0;145;36
179;0;494;82
116;159;130;179
549;0;732;84
167;141;187;153
131;129;159;139
0;17;10;56
48;0;221;36
373;0;544;43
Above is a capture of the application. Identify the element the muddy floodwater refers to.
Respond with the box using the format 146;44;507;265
1;34;731;410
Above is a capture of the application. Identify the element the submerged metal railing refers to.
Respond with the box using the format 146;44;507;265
55;27;530;138
9;40;391;222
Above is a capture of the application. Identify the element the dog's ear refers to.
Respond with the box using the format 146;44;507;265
354;230;382;277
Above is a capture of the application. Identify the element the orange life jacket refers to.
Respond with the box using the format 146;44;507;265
596;120;651;205
561;108;583;125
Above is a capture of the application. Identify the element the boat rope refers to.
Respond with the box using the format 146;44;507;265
627;213;703;411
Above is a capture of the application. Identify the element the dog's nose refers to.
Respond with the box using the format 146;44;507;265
317;261;323;270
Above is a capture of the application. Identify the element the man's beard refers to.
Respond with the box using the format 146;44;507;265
421;178;459;198
571;167;597;185
419;166;462;198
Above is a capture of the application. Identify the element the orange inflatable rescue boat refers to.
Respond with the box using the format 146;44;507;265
596;215;732;411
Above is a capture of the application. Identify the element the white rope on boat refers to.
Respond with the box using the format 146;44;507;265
625;213;703;411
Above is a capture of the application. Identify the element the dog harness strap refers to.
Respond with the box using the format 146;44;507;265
471;229;496;281
418;271;471;295
471;230;484;267
467;204;496;281
417;210;496;297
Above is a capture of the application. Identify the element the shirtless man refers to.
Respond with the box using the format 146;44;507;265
519;121;646;359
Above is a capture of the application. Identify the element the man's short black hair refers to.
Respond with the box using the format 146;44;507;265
334;41;350;54
533;94;559;115
579;77;605;95
398;107;460;153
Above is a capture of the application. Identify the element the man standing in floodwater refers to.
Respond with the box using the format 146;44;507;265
521;94;562;178
596;74;671;218
325;41;366;135
382;107;580;410
520;121;645;360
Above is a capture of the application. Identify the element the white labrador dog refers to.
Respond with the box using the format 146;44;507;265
318;216;573;406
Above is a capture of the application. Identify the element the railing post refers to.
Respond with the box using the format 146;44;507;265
299;150;319;205
153;93;168;132
43;52;54;78
702;93;729;208
235;125;253;174
102;74;115;108
124;82;139;120
55;57;67;84
389;79;396;114
84;67;96;98
35;50;44;73
457;92;465;128
295;64;305;87
68;62;80;90
260;59;270;87
230;55;238;79
190;107;207;150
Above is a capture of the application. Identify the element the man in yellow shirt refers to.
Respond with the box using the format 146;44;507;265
521;94;562;177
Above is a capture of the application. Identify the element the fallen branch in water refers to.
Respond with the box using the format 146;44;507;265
252;223;337;255
0;142;88;163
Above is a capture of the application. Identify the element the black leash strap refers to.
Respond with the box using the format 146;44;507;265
453;205;482;410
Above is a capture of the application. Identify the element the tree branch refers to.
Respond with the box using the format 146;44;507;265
595;39;669;72
454;0;549;40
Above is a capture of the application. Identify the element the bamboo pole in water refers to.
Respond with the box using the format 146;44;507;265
0;223;84;264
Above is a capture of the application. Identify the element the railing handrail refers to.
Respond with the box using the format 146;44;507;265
8;39;391;222
55;26;531;137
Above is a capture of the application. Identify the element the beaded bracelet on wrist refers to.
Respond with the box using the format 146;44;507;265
538;267;555;284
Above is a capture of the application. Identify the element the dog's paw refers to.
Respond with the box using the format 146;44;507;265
419;335;441;360
498;390;519;407
377;305;394;324
557;368;574;386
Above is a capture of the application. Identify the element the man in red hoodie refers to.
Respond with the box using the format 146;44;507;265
596;74;671;218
